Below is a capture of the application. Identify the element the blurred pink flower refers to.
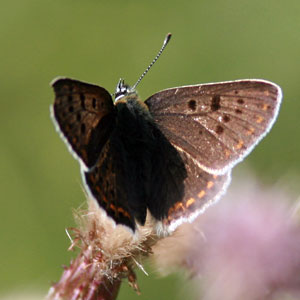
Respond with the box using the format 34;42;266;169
153;177;300;300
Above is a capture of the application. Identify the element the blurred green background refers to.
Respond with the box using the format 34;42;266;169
1;0;300;299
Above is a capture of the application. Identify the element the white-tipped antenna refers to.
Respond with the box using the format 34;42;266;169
131;33;172;91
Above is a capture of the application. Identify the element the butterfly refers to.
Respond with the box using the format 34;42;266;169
51;35;282;233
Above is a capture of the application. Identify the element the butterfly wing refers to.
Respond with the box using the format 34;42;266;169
145;80;282;175
139;110;231;233
51;78;116;170
83;139;139;231
164;150;231;232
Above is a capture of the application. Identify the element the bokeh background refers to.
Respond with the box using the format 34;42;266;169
1;0;300;299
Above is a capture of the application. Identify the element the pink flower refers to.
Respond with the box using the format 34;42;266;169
153;178;300;300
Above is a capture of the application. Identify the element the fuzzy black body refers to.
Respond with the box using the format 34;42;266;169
84;96;187;230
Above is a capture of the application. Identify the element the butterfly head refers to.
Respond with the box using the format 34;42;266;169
114;78;137;102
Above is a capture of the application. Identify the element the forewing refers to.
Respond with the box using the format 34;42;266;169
51;78;116;170
145;80;282;174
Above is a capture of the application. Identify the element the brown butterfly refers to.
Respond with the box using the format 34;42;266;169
51;34;282;233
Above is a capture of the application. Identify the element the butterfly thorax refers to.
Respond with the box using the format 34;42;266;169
115;92;153;118
114;94;156;151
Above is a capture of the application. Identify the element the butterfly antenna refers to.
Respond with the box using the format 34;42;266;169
131;33;172;91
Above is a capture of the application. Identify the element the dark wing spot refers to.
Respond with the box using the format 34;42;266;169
237;98;244;104
234;90;239;94
188;99;197;111
199;130;203;135
222;115;230;123
235;109;242;114
80;93;86;109
81;123;86;134
216;125;224;134
92;98;97;109
211;95;221;111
